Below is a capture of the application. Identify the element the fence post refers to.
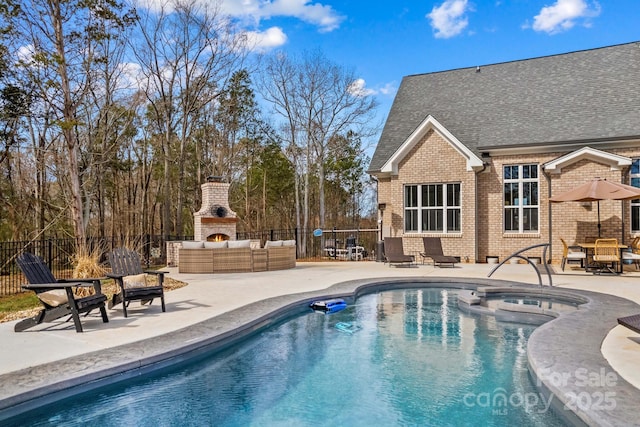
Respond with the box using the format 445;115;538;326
145;234;151;267
332;227;337;259
47;239;52;269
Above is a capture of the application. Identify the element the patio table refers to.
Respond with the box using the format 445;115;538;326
578;242;628;274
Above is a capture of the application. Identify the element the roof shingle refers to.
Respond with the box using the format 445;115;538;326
369;42;640;172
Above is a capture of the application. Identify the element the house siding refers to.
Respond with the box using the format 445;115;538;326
477;154;552;263
546;151;635;264
378;144;640;264
371;43;640;265
380;128;476;262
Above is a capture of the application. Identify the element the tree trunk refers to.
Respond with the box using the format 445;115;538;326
51;0;86;243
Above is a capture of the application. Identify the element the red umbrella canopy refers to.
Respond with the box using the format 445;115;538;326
549;178;640;202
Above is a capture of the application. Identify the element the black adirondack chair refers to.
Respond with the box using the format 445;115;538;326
107;248;166;317
15;252;109;332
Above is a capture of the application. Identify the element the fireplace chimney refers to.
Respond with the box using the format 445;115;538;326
193;178;237;241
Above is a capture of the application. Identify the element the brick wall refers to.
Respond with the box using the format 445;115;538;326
378;128;476;262
376;136;640;264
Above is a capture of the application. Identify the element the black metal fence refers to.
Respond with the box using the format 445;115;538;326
0;228;380;295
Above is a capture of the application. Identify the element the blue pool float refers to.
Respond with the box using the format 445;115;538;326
309;298;347;314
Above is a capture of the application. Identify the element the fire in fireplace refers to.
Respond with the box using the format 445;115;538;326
207;233;230;242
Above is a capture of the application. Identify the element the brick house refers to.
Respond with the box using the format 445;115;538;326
368;42;640;264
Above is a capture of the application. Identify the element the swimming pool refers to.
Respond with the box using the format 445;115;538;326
5;288;568;426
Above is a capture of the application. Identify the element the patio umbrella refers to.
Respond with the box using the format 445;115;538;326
549;178;640;237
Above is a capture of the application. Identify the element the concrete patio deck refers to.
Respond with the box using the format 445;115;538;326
0;261;639;425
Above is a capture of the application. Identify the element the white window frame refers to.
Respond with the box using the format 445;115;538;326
404;183;461;233
503;164;539;233
631;159;640;232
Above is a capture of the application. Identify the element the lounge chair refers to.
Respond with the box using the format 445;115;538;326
560;238;586;271
383;237;415;267
420;237;458;267
107;247;167;317
14;252;109;332
617;314;640;334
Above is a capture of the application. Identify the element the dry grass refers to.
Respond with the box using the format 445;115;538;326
72;245;108;297
0;276;188;323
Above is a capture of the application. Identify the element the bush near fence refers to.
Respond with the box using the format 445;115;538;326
0;229;380;295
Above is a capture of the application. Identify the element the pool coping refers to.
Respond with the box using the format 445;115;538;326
0;276;638;426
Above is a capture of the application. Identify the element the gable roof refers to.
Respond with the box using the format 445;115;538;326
380;115;484;174
369;42;640;173
543;146;632;174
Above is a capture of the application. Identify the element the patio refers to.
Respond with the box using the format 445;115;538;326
0;261;639;424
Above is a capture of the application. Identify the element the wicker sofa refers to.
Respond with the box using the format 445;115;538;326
178;240;296;273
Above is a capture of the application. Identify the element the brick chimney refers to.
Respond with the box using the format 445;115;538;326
193;176;237;241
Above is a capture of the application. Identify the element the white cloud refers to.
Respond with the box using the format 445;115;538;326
117;62;144;91
531;0;601;34
134;0;344;31
349;79;376;97
140;0;345;33
16;44;35;64
377;82;397;96
243;27;288;53
427;0;470;39
349;79;397;98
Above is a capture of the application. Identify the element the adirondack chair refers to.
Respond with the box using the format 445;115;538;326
107;247;167;317
15;252;109;332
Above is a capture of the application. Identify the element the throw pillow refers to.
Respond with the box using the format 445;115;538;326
123;273;147;289
228;239;251;248
37;289;69;307
204;241;228;249
182;241;204;249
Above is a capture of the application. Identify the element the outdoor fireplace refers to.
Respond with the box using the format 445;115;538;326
194;176;237;242
166;176;238;266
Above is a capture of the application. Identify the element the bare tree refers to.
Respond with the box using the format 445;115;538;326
259;50;378;252
133;0;247;238
6;0;135;243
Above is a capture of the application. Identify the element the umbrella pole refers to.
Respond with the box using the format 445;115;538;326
597;200;601;237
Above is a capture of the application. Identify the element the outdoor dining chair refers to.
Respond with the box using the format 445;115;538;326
622;236;640;270
560;238;586;271
593;239;620;275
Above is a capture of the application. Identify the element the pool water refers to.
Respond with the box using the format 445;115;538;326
7;288;568;426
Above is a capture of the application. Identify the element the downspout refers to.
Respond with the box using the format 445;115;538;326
542;167;553;263
371;175;381;240
474;160;488;263
622;167;630;245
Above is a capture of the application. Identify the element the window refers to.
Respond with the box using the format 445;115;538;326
404;183;461;233
504;164;539;233
631;159;640;232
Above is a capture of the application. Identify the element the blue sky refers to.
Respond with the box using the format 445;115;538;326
212;0;640;146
